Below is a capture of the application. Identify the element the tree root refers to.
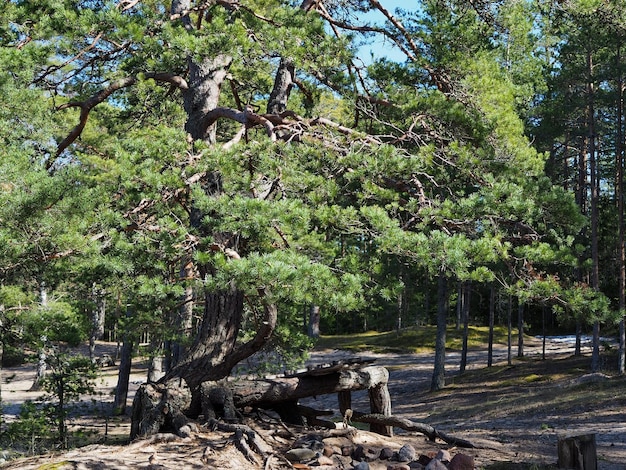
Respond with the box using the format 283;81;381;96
206;418;273;465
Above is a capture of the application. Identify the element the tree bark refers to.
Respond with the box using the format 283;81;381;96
113;305;134;415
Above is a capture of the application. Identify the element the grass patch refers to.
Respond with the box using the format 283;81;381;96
315;325;518;353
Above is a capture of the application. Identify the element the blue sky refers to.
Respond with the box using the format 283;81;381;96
354;0;415;64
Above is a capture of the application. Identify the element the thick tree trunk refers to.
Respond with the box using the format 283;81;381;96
163;287;245;388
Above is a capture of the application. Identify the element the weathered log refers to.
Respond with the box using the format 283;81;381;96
229;366;389;407
368;382;392;436
351;413;476;448
557;433;597;470
228;365;392;434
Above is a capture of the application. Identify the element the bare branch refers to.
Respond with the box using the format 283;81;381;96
53;73;188;161
34;32;104;84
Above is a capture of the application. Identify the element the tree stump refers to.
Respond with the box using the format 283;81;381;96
130;379;193;439
557;433;597;470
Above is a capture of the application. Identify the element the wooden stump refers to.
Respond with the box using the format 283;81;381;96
368;382;392;436
557;433;597;470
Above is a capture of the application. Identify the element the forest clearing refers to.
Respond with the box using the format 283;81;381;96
4;0;626;469
1;336;625;469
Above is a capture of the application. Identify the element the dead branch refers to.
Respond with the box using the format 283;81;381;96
351;413;477;448
34;32;104;84
53;73;188;161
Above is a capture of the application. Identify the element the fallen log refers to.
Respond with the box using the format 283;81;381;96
228;366;389;407
351;413;476;448
221;365;393;435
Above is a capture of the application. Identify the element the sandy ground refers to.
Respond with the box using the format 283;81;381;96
1;337;625;469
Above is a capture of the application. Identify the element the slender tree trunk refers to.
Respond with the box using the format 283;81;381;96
575;320;582;356
31;281;48;391
430;273;448;392
113;306;133;415
57;376;66;448
459;281;470;373
422;283;430;326
507;294;512;366
517;299;524;358
487;285;495;367
542;305;547;361
308;305;321;338
587;48;601;373
89;284;106;362
616;43;625;375
455;281;462;330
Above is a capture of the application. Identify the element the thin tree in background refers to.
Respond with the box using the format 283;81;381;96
431;273;448;392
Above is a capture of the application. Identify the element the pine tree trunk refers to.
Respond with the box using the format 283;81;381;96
308;305;321;338
517;300;524;358
431;273;448;392
89;284;106;362
113;336;133;415
507;294;512;366
487;285;495;367
460;281;470;373
616;43;625;375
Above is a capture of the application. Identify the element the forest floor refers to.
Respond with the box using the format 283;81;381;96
1;336;625;469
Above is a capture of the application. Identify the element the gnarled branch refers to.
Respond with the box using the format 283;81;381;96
53;73;189;162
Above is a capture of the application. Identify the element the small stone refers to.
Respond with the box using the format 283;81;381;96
353;444;367;461
323;445;335;457
397;444;416;462
448;453;475;470
435;449;451;462
425;459;448;470
286;448;317;462
386;464;410;470
417;454;432;466
342;445;354;456
177;425;192;438
379;447;394;460
353;462;370;470
317;455;335;466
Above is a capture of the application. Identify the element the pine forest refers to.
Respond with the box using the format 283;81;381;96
1;1;626;468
